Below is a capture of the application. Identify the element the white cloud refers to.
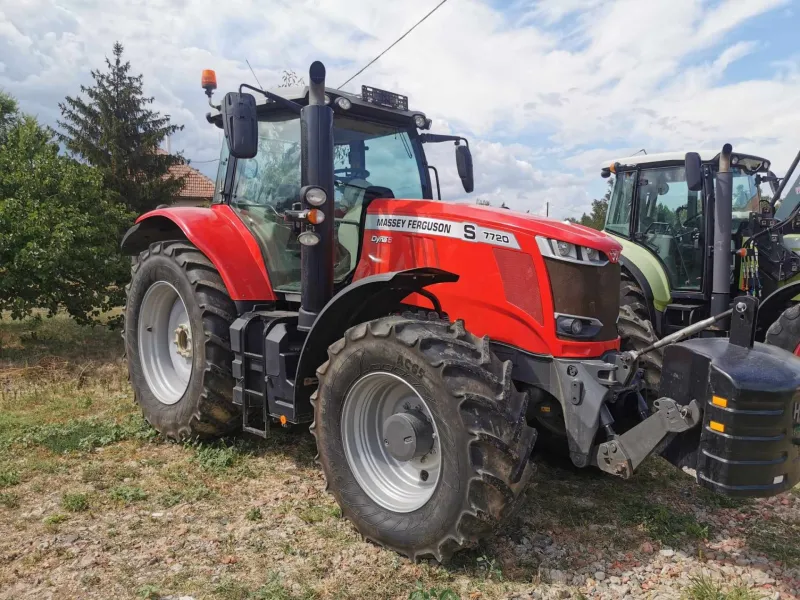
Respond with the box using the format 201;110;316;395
1;0;798;220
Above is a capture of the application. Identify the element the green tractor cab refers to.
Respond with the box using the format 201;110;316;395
602;147;800;396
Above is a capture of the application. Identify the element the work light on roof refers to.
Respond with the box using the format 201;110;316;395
414;114;427;129
335;96;352;110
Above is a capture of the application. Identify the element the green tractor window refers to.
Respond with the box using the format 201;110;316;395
606;171;635;236
635;166;705;291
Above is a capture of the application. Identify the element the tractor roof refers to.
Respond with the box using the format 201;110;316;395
603;150;771;173
206;85;426;130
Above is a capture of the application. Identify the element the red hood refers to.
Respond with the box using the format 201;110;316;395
369;199;622;257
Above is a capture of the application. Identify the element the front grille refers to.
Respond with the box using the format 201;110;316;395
543;258;620;341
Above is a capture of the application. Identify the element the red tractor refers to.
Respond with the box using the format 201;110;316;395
122;62;800;561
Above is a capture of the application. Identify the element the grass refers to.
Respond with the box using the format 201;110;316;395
109;485;148;504
685;574;764;600
62;492;90;512
1;312;799;600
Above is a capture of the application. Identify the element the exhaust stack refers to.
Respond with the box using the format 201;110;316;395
298;61;335;331
711;143;733;325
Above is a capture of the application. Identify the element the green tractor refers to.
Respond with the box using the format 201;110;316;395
602;145;800;396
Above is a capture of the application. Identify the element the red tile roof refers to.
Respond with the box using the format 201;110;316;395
168;162;215;199
157;148;215;200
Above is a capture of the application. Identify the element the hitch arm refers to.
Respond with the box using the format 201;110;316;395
595;398;701;479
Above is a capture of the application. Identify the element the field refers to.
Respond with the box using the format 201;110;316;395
1;315;799;600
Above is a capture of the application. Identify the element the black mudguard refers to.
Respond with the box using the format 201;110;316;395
292;268;459;420
659;337;800;497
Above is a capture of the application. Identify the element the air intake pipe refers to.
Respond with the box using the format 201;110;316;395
711;143;733;326
298;61;335;331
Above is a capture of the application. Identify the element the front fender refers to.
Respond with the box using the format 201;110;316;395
292;267;459;420
757;281;800;340
121;205;275;302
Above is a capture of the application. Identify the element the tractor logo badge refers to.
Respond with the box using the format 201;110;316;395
608;248;620;263
792;400;800;424
371;235;393;244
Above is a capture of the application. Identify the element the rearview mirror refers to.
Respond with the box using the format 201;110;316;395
221;92;258;159
456;144;474;193
685;152;703;192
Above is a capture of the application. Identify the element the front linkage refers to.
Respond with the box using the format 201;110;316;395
576;294;800;497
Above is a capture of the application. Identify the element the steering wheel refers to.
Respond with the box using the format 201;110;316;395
335;167;370;180
642;221;675;236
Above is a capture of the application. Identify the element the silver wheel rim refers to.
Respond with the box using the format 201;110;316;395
138;281;193;405
341;371;442;513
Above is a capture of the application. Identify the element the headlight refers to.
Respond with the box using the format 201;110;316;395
536;236;608;266
298;231;320;246
305;186;327;206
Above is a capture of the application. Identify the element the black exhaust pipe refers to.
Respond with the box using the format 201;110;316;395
711;143;733;327
298;61;335;332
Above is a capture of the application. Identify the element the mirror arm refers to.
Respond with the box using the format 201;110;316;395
239;84;302;115
419;133;469;147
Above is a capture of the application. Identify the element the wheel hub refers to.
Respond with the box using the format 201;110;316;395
383;411;434;462
341;371;442;513
174;324;193;358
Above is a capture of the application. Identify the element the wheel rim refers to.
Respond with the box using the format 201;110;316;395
138;281;193;405
341;372;442;513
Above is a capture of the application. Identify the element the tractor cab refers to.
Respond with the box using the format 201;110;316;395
206;81;473;296
602;150;772;297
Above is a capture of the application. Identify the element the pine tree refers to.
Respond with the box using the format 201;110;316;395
57;42;185;214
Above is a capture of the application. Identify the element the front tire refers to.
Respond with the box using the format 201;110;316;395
311;313;537;561
618;275;663;399
765;304;800;356
125;241;240;440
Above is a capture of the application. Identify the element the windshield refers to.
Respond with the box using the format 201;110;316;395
229;115;427;292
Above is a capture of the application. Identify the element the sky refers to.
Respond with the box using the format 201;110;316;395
1;0;799;220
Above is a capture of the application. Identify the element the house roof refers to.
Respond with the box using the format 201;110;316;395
157;148;215;199
168;162;215;199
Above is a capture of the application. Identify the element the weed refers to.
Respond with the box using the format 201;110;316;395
298;502;340;524
0;491;19;508
619;499;709;546
193;441;241;473
408;581;459;600
475;554;503;581
246;507;262;521
158;484;212;507
81;463;107;484
137;584;162;600
62;492;90;512
748;517;800;567
0;469;20;487
685;574;764;600
109;485;148;504
43;513;68;528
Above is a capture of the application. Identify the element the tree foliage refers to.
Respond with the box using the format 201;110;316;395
0;113;133;323
0;90;19;144
568;178;612;230
57;42;185;215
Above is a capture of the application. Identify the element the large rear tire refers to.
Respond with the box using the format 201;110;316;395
311;313;537;561
618;276;663;400
125;241;240;440
765;304;800;356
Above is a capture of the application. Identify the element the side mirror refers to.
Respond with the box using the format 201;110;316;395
456;144;474;193
221;92;258;159
685;152;703;192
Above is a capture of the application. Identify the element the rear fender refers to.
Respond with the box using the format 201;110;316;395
121;205;276;302
292;268;459;420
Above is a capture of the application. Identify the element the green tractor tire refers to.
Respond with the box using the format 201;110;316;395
618;275;663;401
765;304;800;356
